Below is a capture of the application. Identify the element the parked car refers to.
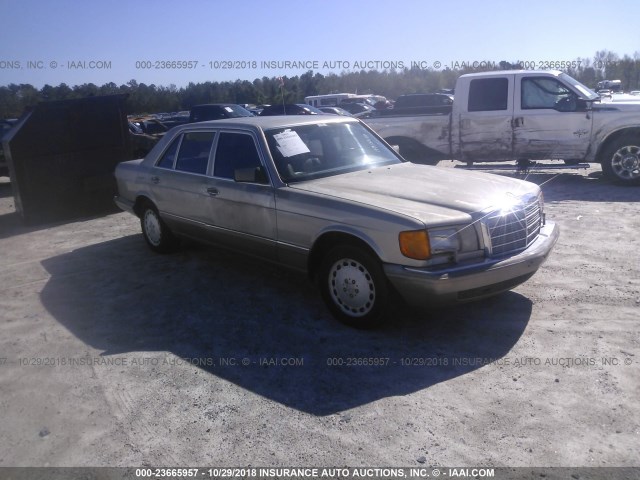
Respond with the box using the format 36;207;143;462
337;102;376;117
0;118;17;176
318;106;353;116
130;117;170;136
395;93;454;109
259;104;323;116
189;104;254;123
158;112;190;129
115;116;558;328
372;93;454;117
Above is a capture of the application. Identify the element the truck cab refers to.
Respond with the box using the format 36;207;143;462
453;70;598;164
366;70;640;184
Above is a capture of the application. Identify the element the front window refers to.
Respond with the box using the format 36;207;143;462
521;77;574;109
213;132;263;180
265;121;402;183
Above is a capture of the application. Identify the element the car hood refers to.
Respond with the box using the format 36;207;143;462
289;163;539;226
593;101;640;111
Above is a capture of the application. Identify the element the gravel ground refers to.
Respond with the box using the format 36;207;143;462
0;163;638;469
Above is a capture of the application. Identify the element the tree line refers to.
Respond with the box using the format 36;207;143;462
1;50;638;119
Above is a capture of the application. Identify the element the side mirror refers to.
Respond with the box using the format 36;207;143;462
554;95;577;112
234;166;268;184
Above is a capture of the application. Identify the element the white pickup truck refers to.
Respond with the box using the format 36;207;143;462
365;70;640;185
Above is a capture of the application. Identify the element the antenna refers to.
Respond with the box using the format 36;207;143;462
278;76;285;113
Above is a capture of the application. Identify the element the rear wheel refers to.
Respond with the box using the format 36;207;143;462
319;246;389;328
600;135;640;185
140;202;179;253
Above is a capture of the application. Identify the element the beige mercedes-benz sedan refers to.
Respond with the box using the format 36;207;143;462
115;116;558;328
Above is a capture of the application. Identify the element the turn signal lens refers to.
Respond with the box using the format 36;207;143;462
399;230;431;260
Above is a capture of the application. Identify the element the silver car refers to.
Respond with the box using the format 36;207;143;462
115;116;559;328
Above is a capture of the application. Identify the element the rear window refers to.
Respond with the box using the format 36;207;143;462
468;78;509;112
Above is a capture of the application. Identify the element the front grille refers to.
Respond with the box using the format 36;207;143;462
484;196;542;256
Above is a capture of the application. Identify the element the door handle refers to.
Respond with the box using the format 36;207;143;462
512;117;524;128
206;187;219;197
151;176;160;184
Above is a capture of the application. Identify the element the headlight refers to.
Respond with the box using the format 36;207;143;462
429;227;460;254
399;225;479;261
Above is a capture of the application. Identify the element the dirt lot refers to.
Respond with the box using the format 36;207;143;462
0;163;638;469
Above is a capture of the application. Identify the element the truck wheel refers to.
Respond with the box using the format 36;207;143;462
600;135;640;185
140;202;179;253
319;246;389;328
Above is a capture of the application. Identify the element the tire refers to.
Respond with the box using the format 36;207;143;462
600;135;640;185
139;202;179;253
318;246;389;328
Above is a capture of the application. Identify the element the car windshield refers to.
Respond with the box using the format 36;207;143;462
265;121;402;183
559;73;599;101
226;105;254;117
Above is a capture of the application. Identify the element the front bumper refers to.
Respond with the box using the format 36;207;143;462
384;221;559;306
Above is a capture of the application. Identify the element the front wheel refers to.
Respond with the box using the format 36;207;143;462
140;203;179;253
318;246;390;328
600;136;640;185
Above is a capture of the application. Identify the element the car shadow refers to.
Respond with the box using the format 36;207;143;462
40;236;532;416
0;179;12;199
0;208;123;240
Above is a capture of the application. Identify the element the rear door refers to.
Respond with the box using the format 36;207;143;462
149;130;216;237
456;75;515;162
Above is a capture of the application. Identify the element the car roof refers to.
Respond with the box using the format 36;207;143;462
192;103;237;107
169;114;358;133
459;70;563;79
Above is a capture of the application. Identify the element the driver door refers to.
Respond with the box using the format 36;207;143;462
513;75;593;161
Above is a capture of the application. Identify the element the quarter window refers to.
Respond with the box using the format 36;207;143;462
156;136;181;169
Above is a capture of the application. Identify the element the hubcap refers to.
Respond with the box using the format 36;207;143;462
328;258;375;317
143;210;162;246
611;145;640;180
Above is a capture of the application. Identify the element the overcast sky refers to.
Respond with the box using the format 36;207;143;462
1;0;638;88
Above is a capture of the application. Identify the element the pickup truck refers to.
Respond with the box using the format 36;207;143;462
365;70;640;185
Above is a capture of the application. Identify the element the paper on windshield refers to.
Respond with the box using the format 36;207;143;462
273;130;310;157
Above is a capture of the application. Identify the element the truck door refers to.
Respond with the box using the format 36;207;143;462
457;75;515;162
513;75;592;161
